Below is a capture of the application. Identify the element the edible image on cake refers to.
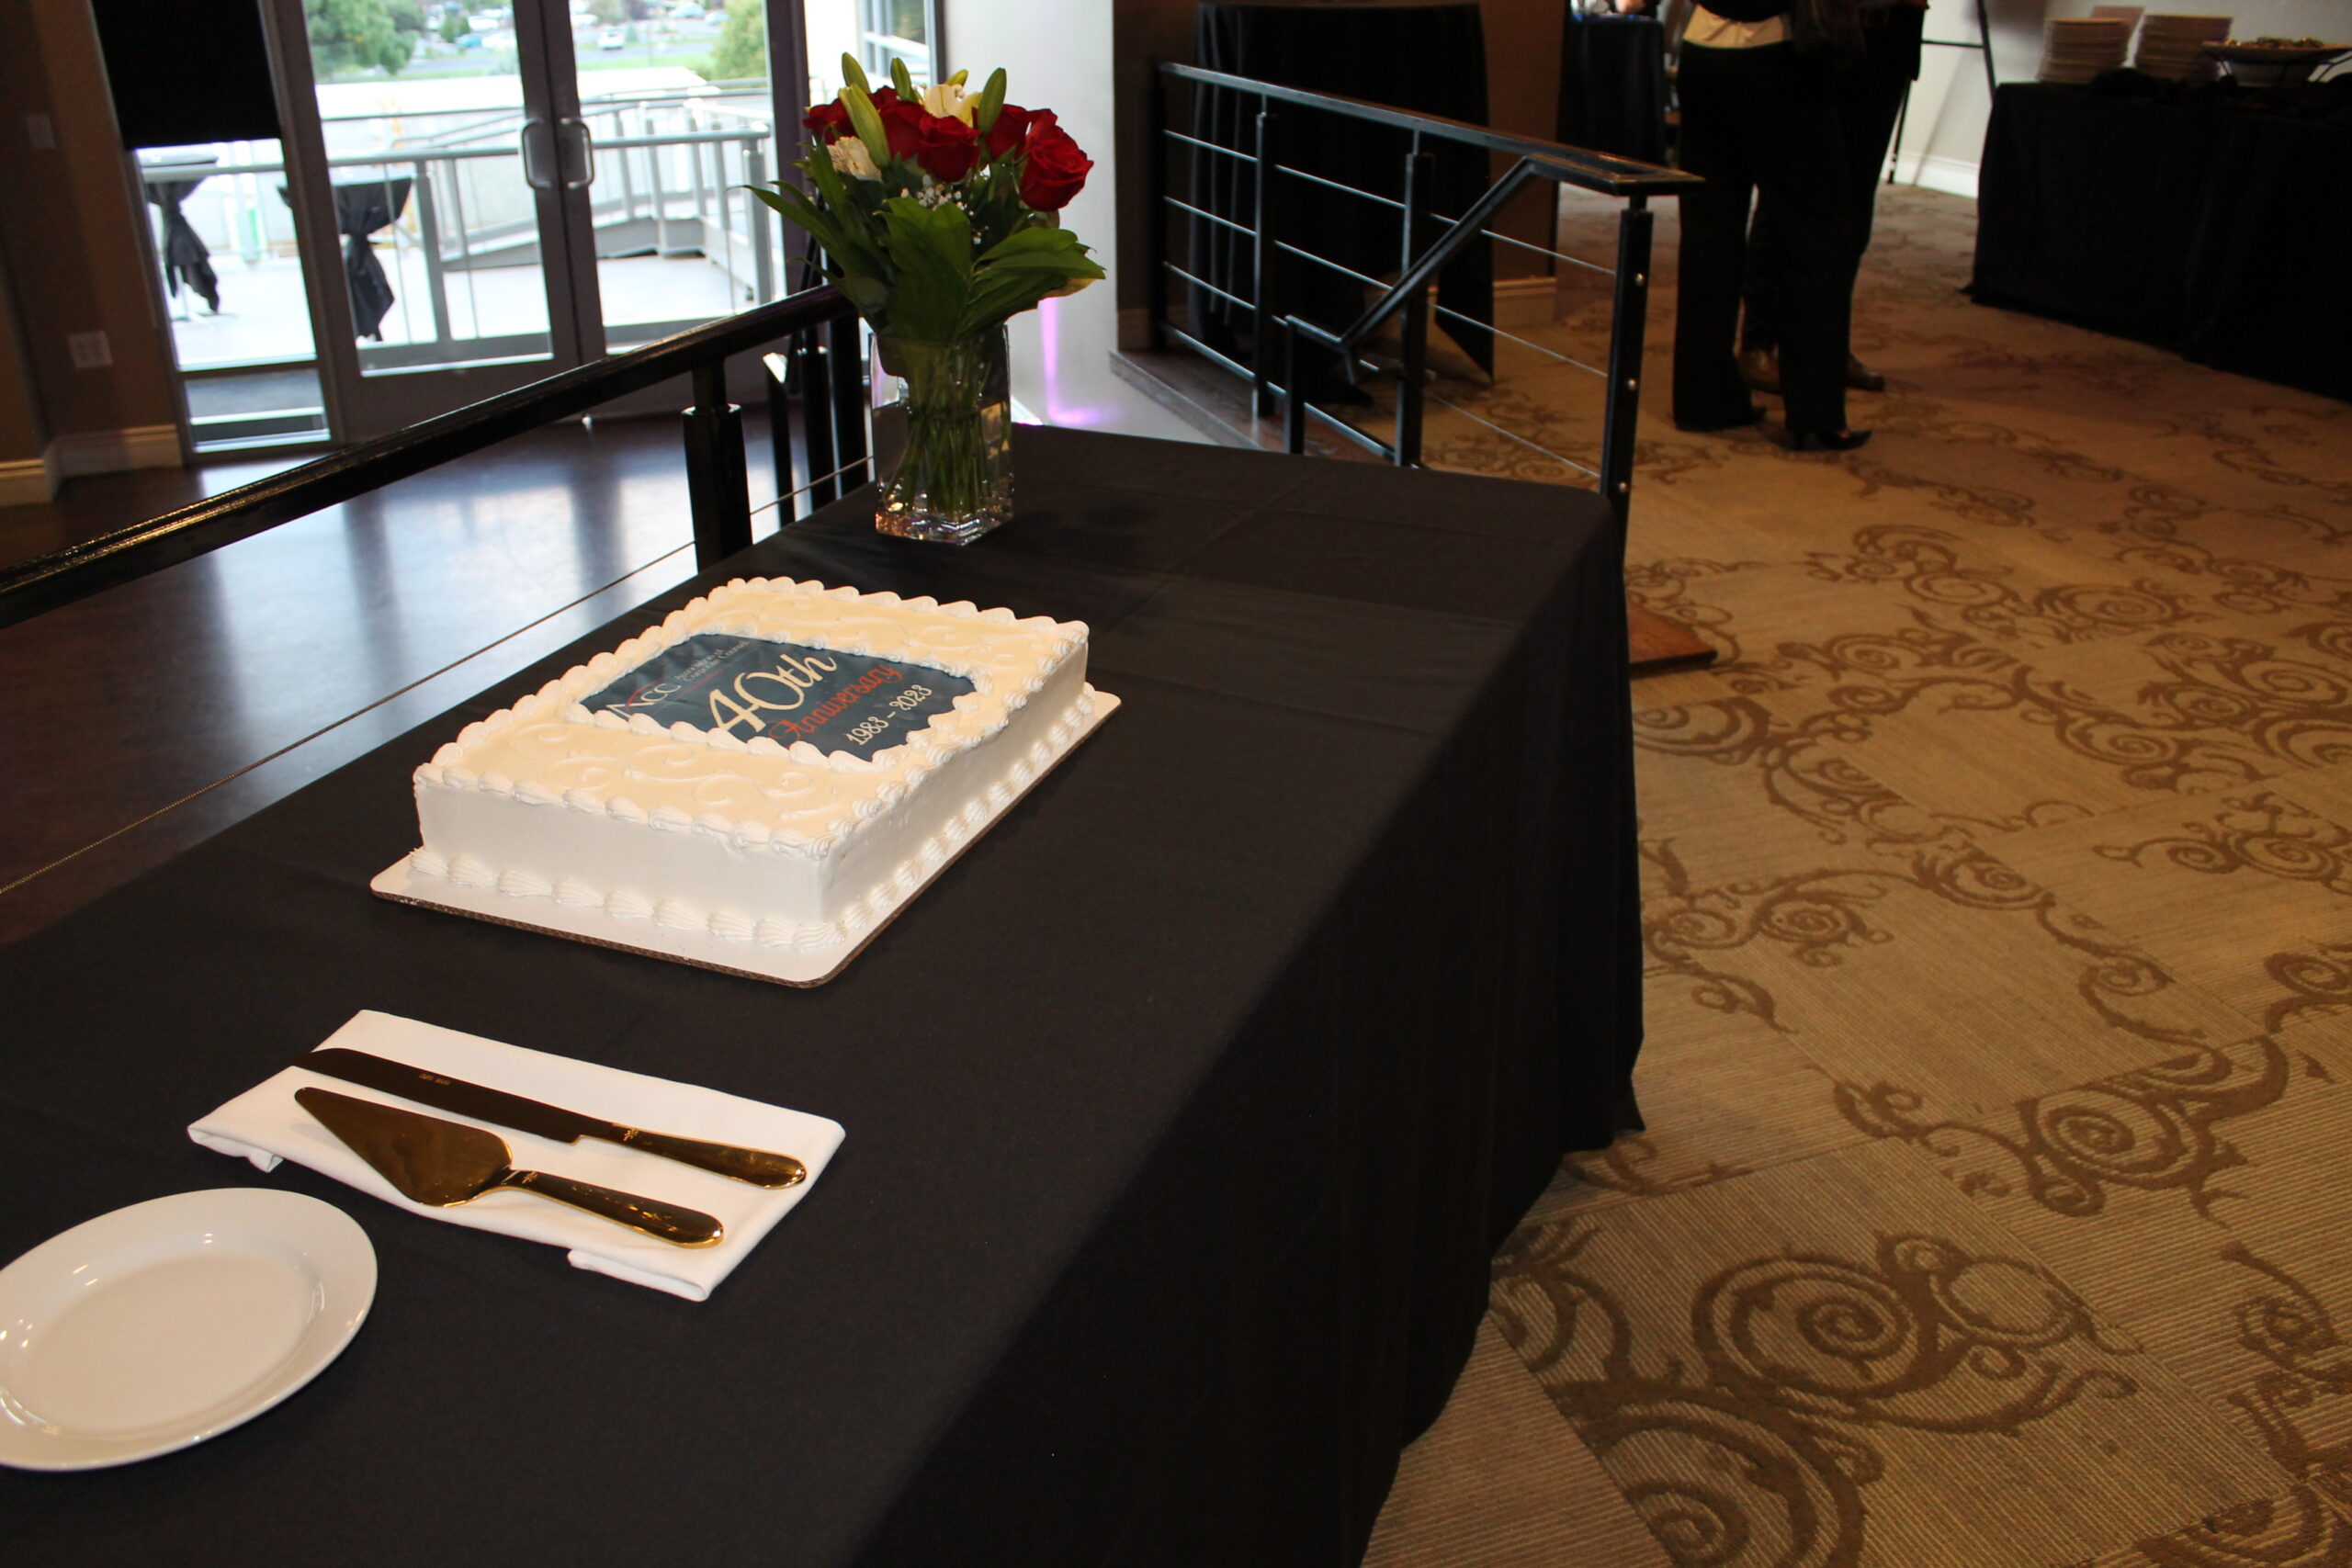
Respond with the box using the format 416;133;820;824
583;634;976;760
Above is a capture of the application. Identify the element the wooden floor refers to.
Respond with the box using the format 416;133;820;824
0;415;779;946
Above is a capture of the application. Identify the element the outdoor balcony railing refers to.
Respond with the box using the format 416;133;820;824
142;92;789;370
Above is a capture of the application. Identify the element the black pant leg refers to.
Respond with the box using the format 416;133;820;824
1671;44;1761;428
1733;47;1853;433
1842;9;1919;258
1744;9;1921;355
1741;202;1786;355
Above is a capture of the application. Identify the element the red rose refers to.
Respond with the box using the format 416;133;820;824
913;112;979;183
803;99;853;144
984;103;1036;161
1019;118;1092;213
864;86;926;164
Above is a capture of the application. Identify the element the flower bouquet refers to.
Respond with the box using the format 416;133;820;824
753;57;1102;543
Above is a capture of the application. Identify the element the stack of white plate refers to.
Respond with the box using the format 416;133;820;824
2136;14;2233;79
2038;17;2134;82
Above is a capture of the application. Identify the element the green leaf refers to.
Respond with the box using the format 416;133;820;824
842;83;892;172
948;69;968;86
976;68;1007;138
841;54;871;95
889;57;917;98
977;225;1079;262
879;197;977;341
795;160;893;278
838;274;889;316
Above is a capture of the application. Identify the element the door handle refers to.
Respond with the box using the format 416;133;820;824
557;118;596;190
520;118;558;191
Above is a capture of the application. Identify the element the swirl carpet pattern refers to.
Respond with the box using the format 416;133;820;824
1361;188;2352;1568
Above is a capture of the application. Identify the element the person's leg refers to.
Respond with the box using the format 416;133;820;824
1739;47;1854;436
1739;204;1784;359
1672;45;1764;430
1837;6;1919;389
1843;6;1920;259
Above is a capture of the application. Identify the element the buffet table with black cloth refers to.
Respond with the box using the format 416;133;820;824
1190;0;1496;396
0;427;1641;1565
1973;78;2352;402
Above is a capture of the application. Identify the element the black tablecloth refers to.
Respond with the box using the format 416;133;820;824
0;428;1642;1566
1190;1;1496;397
1973;79;2352;401
1558;13;1669;165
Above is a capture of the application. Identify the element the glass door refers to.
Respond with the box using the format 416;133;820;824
244;2;928;442
271;0;820;435
560;0;797;355
270;0;594;439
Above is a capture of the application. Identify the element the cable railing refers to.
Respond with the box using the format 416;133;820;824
0;287;867;631
1149;62;1699;523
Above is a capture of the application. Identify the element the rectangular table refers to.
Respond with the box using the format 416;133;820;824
0;427;1642;1565
1972;81;2352;402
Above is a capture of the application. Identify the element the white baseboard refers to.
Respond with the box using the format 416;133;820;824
1493;276;1556;330
50;423;182;479
1891;152;1979;200
0;452;60;505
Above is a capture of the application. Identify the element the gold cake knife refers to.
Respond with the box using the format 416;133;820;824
301;1046;807;1188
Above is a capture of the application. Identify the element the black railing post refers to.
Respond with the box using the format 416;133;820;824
829;313;870;491
1395;143;1433;468
798;328;840;515
1147;65;1171;352
1600;197;1653;530
1250;102;1278;419
764;348;797;524
1282;316;1306;455
828;314;865;491
684;359;752;569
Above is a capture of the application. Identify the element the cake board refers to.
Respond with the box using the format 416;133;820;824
369;689;1120;987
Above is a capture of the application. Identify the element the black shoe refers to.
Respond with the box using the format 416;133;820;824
1790;425;1871;452
1739;347;1782;395
1846;355;1887;393
1675;404;1766;434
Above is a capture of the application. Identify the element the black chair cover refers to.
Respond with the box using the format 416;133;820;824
1189;1;1496;400
282;176;415;341
334;176;413;343
143;170;220;313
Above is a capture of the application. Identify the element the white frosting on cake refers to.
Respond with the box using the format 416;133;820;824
401;576;1095;950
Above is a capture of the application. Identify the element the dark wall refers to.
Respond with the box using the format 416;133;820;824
91;0;279;149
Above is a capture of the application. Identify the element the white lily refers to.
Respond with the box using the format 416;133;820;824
920;82;977;124
829;137;882;181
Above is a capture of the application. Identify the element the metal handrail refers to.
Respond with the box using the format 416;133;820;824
1150;59;1690;520
1160;62;1699;199
0;288;862;630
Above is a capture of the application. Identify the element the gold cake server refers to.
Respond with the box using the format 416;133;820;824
296;1087;724;1247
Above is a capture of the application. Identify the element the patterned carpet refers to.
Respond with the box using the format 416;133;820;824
1360;187;2352;1567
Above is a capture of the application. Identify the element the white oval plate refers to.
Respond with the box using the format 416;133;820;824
0;1188;376;1471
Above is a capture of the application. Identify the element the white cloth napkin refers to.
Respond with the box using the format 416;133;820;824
189;1010;843;1302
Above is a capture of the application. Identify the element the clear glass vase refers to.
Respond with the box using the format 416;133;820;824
869;329;1013;545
